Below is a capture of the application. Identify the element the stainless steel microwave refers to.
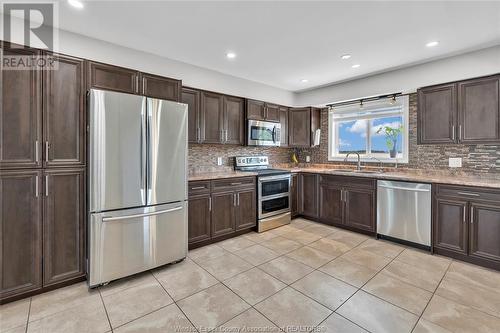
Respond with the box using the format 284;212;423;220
247;120;281;146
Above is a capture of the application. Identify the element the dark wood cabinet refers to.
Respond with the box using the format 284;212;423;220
43;168;85;286
200;91;224;144
43;54;85;168
469;203;500;263
433;197;468;255
418;75;500;145
87;61;139;94
291;174;300;217
211;191;236;238
279;106;288;147
235;188;256;230
289;107;320;148
458;76;500;144
344;188;376;232
319;183;343;226
224;96;245;145
182;88;201;144
300;173;319;218
246;99;280;122
188;194;211;244
0;170;42;300
141;72;181;101
0;44;42;169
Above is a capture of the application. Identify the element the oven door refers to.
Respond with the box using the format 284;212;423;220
259;194;290;219
248;120;281;146
259;175;290;198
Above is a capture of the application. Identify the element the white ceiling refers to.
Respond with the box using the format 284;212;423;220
53;1;500;91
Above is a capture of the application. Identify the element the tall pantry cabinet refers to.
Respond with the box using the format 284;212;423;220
1;42;86;302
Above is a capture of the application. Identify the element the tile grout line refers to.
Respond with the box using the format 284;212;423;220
24;297;32;333
98;288;114;332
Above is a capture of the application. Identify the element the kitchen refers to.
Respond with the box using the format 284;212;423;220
1;1;500;333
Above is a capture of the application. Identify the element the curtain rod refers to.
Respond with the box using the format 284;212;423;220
326;92;408;108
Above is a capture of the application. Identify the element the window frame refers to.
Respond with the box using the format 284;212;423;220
328;95;409;163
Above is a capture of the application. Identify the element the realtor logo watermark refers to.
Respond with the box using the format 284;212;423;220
1;1;59;70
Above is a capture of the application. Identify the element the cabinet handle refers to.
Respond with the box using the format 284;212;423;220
470;207;474;224
459;125;462;141
220;129;223;143
197;128;201;143
231;182;242;186
452;125;455;141
136;75;139;93
45;175;49;197
233;193;236;206
191;186;206;190
35;140;39;163
237;193;240;206
457;192;480;197
35;175;39;198
463;206;466;223
225;130;228;142
45;141;49;162
209;197;212;211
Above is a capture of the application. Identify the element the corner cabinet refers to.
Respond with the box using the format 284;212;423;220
433;185;500;270
289;107;321;147
418;75;500;145
279;106;289;147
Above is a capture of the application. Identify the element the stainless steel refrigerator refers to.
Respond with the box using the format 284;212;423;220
87;89;188;287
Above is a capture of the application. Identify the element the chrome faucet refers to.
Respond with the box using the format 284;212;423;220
344;152;362;171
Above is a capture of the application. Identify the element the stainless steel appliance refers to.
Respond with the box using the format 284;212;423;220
88;89;188;287
377;180;431;248
247;120;281;147
235;155;291;232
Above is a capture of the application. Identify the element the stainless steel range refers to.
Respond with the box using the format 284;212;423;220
235;156;291;232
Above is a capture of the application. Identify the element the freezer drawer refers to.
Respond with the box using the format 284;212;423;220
377;180;431;246
88;202;187;287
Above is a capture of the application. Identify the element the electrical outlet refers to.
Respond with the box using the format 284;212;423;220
306;156;311;163
449;157;462;168
217;157;223;166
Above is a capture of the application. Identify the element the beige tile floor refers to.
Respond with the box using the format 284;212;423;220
2;218;500;333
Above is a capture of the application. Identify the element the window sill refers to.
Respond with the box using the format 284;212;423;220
328;156;409;164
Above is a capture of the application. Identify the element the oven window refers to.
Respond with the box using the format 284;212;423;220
250;126;273;142
261;179;289;197
261;196;289;215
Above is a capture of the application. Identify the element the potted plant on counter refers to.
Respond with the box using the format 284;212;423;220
376;125;403;158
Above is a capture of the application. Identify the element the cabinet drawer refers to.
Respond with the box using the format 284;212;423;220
319;174;375;189
188;181;211;195
436;184;500;203
212;177;255;192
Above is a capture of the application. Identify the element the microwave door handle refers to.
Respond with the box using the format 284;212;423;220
272;126;276;143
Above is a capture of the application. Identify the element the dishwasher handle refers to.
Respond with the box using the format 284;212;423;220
378;184;431;192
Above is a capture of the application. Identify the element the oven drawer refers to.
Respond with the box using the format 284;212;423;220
259;195;290;219
212;177;256;192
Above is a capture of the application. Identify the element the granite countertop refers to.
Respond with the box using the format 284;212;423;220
283;166;500;189
188;171;258;181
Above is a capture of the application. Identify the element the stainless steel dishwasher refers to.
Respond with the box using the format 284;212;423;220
377;180;431;247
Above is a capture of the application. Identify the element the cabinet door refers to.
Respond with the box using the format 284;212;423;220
458;76;500;144
279;106;288;147
289;108;311;147
141;73;181;101
345;188;375;232
417;84;457;144
211;191;235;237
0;170;42;300
291;174;299;217
265;103;281;122
182;88;201;144
433;197;468;254
235;189;256;230
319;183;343;226
224;96;245;145
469;202;500;263
188;194;211;244
201;92;224;144
0;44;42;169
43;169;85;286
300;173;318;218
87;61;139;94
43;54;85;168
247;99;265;120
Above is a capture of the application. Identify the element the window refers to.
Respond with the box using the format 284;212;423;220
328;95;409;163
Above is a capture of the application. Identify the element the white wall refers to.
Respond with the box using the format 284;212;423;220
295;45;500;106
3;17;295;106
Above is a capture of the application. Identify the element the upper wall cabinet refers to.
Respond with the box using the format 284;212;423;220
182;87;201;144
0;43;42;169
279;106;289;147
87;61;140;94
246;99;281;122
43;53;86;168
141;72;181;101
418;75;500;145
289;107;321;148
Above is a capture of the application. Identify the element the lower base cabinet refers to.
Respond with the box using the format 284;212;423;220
291;174;300;217
1;168;85;303
434;185;500;270
188;177;256;248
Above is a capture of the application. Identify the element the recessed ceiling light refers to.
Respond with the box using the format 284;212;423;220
68;0;84;9
226;52;236;59
426;41;439;47
341;54;351;60
351;64;360;69
300;79;309;83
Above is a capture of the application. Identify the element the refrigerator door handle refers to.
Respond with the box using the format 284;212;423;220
102;206;183;222
140;102;147;194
